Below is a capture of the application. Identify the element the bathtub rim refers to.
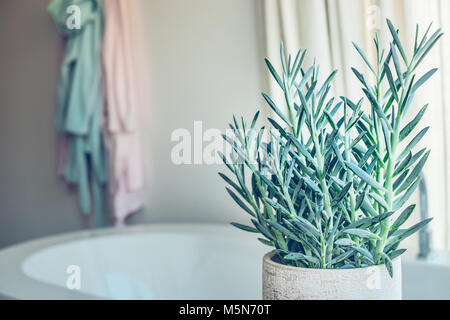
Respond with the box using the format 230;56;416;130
0;223;240;300
2;223;450;300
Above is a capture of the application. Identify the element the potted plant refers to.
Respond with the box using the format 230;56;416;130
219;19;442;300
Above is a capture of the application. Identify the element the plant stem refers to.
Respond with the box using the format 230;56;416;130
320;240;326;268
311;125;333;267
375;67;411;263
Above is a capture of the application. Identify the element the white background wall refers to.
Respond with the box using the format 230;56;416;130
0;0;267;247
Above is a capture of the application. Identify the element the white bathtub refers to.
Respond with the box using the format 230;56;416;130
0;223;449;299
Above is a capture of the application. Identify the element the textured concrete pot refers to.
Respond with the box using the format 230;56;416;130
263;251;402;300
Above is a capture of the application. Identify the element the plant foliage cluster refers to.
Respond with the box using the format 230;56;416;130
219;20;442;275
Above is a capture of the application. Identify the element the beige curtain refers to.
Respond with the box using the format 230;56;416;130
263;0;450;251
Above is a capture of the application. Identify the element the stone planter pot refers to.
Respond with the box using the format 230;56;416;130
262;251;402;300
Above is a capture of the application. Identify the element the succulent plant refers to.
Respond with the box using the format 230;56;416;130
219;19;442;275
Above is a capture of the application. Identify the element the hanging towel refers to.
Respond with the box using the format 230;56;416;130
102;0;144;226
48;0;107;227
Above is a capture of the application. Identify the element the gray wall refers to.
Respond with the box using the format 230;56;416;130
0;0;266;247
0;0;90;248
128;0;267;225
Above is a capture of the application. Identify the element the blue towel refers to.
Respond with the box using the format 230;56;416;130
48;0;107;227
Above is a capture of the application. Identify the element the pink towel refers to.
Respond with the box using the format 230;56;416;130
102;0;145;226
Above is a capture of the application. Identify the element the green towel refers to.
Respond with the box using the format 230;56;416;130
48;0;107;227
